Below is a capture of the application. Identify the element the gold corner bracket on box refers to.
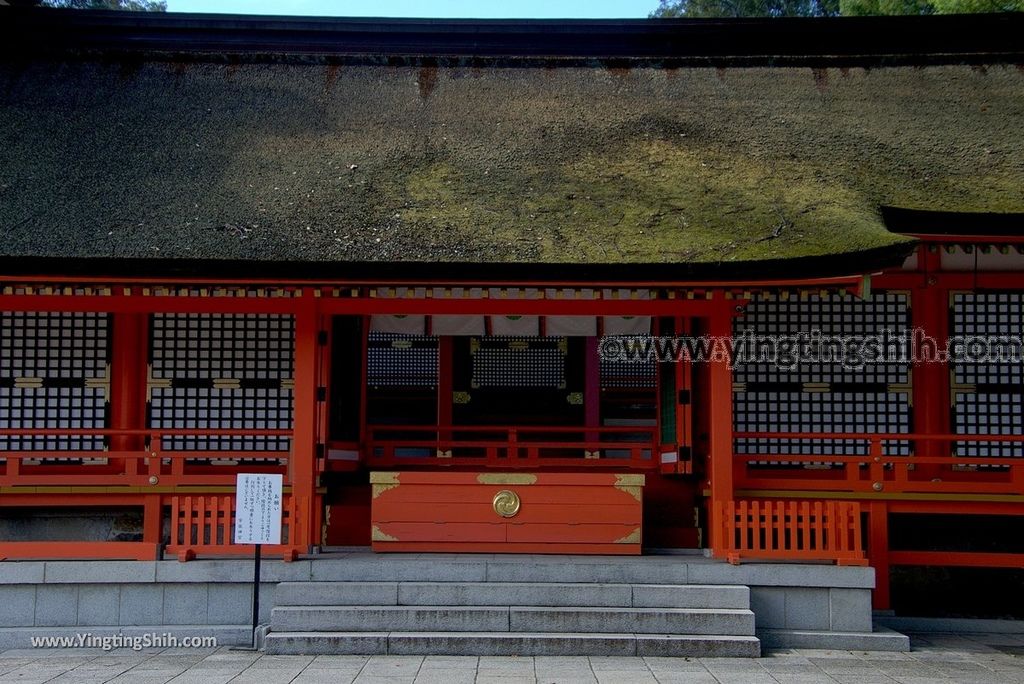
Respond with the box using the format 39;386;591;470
614;527;642;545
614;473;645;502
370;471;400;498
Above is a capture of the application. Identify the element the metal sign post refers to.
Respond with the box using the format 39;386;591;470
234;473;283;649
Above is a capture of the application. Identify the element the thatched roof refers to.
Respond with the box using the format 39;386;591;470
1;11;1022;279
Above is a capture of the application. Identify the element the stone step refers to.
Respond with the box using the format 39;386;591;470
510;606;755;635
264;631;761;657
307;557;693;584
271;605;755;636
274;581;750;609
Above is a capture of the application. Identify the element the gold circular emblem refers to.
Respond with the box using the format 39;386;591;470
492;489;521;518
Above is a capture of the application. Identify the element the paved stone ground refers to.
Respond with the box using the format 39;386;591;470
1;633;1023;683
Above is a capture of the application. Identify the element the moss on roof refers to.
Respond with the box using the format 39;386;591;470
0;59;1021;269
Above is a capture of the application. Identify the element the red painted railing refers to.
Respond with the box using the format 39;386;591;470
0;427;308;561
0;427;292;486
734;432;1024;495
166;494;308;561
366;424;657;470
716;499;866;565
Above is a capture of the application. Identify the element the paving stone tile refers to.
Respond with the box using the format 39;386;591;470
651;674;719;684
413;669;479;684
595;674;659;684
420;655;479;669
771;676;840;684
831;674;898;683
306;655;370;669
166;674;237;684
709;674;777;684
292;673;358;684
226;672;306;684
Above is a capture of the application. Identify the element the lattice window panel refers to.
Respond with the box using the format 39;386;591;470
149;314;293;451
733;292;912;467
951;292;1024;386
366;333;438;387
734;390;911;460
951;293;1024;460
600;353;656;389
954;393;1023;458
471;337;566;389
734;292;910;385
0;312;108;452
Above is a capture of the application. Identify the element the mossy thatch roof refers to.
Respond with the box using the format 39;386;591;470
1;56;1021;276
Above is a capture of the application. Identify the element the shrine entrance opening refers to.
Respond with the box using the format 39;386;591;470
321;314;703;550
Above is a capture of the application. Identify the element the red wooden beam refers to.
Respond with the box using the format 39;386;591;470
0;541;160;561
875;271;1024;289
889;550;1024;568
1;292;735;316
0;274;866;288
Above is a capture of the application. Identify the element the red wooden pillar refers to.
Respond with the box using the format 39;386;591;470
674;317;693;474
292;290;320;553
110;311;157;546
584;336;600;441
869;501;891;610
109;312;148;458
707;303;735;558
437;336;454;448
911;245;951;468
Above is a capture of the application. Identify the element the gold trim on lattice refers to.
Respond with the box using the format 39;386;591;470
887;383;913;406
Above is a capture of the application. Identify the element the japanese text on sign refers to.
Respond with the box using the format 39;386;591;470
234;474;283;545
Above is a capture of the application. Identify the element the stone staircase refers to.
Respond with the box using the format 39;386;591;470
263;558;760;656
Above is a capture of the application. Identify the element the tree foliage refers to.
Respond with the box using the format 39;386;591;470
653;0;1022;14
652;0;839;15
39;0;166;9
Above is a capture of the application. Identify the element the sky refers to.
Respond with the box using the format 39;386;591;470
166;0;656;19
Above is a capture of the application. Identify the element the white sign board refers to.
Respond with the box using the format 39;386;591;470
234;473;283;545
